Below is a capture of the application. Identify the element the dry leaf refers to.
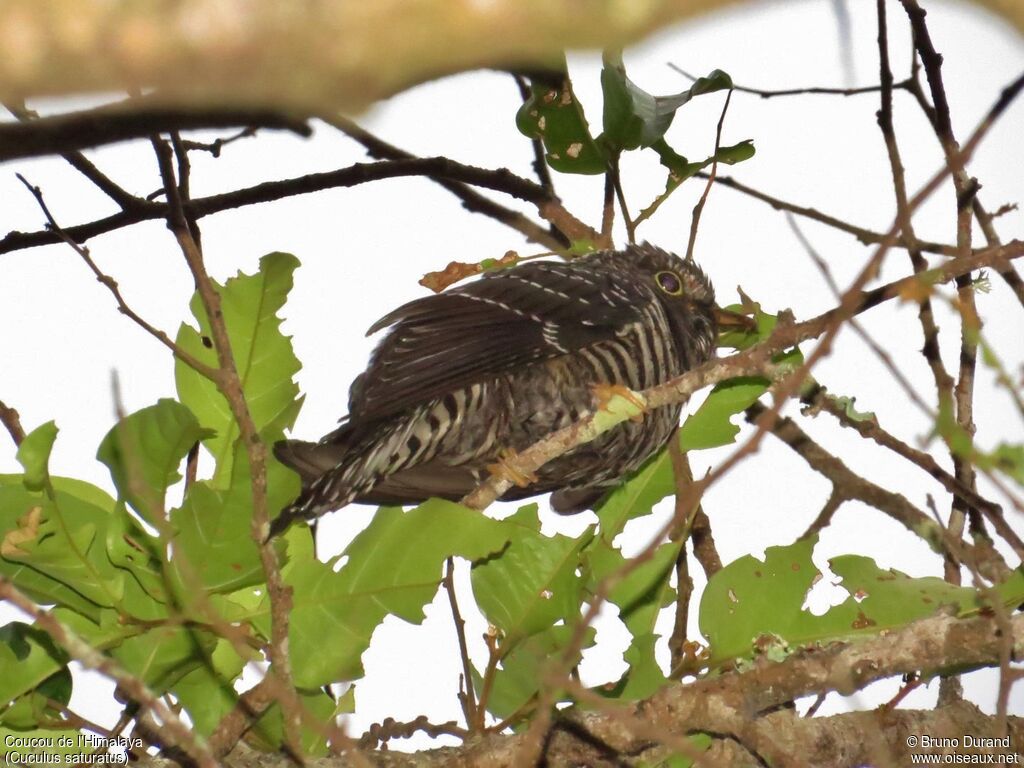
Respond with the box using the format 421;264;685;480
1;505;42;557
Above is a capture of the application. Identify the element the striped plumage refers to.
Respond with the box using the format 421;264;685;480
271;243;719;536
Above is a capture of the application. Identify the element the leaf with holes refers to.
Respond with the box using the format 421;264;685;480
265;499;511;688
472;504;592;648
516;68;606;174
175;252;303;485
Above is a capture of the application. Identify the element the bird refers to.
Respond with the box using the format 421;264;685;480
271;243;747;537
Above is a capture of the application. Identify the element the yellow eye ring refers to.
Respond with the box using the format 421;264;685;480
655;270;684;296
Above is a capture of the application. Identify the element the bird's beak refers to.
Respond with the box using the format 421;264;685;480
713;306;757;332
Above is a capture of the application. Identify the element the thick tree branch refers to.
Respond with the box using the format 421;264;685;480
0;0;1019;114
134;611;1024;768
0;103;311;163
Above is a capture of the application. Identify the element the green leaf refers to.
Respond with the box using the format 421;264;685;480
97;399;213;524
16;422;58;492
583;539;679;699
983;443;1024;486
600;57;732;152
716;300;777;351
713;139;755;164
0;484;98;620
111;624;214;693
175;252;303;485
678;378;766;451
516;70;606;174
171;639;247;737
661;140;754;188
171;437;298;594
278;499;511;688
251;687;343;757
616;632;668;701
700;538;1024;667
831;395;877;423
594;449;675;542
472;505;592;648
0;484;127;613
51;607;137;653
0;622;71;728
474;624;595;720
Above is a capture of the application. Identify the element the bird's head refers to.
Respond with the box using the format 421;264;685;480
613;243;752;365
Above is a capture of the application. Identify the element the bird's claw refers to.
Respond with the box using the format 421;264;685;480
591;383;647;423
487;449;538;488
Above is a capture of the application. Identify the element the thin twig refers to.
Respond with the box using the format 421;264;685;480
4;101;142;210
748;402;958;558
14;173;222;381
443;557;478;730
0;399;26;446
610;158;636;245
0;577;218;768
666;435;701;671
801;382;1023;567
180;126;259;157
701;171;958;256
150;135;304;755
668;63;914;100
684;89;732;262
900;1;980;608
324;115;571;251
599;171;615;249
786;212;936;420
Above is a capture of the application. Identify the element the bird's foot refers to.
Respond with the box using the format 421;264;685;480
591;383;647;423
487;448;538;488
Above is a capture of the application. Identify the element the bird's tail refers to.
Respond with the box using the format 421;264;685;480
270;439;356;538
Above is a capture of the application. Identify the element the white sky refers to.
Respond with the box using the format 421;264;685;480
1;0;1022;752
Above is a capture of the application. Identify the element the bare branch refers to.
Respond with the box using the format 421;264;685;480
150;136;304;753
0;399;26;446
668;63;914;99
2;156;589;256
0;103;311;163
684;89;732;262
14;173;222;380
704;171;958;256
323;115;569;251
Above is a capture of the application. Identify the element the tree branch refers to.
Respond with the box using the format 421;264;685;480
1;156;591;255
324;115;569;250
134;611;1024;768
0;577;218;768
0;103;311;163
150;136;303;753
0;399;26;446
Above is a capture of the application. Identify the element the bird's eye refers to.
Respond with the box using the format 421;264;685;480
655;270;683;296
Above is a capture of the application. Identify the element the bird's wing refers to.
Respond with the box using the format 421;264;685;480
352;259;651;421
